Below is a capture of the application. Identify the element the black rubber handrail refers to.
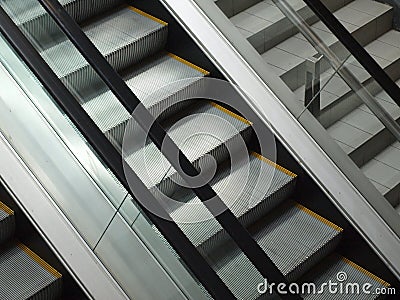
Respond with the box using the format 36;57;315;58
302;0;400;107
0;1;301;298
0;6;236;300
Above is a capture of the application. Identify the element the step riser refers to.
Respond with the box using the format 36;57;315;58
0;215;15;245
216;0;262;18
0;244;62;299
197;179;296;255
156;127;254;197
18;0;124;48
319;58;400;128
282;8;393;91
30;279;62;300
250;6;318;54
300;255;390;299
105;100;199;150
212;203;342;299
349;118;400;168
59;27;168;96
385;182;400;207
104;82;204;148
287;232;342;281
248;0;352;53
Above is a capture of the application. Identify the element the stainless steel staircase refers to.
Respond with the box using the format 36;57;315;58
1;0;395;298
220;0;400;213
0;201;62;299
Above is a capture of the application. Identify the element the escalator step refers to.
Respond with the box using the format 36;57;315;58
0;201;15;245
212;202;342;300
2;0;124;46
125;102;252;190
301;254;390;299
40;6;168;94
0;243;62;300
167;152;297;253
82;52;210;146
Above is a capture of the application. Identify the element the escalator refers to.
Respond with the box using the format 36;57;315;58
219;0;400;211
0;0;398;299
0;199;62;299
0;182;87;299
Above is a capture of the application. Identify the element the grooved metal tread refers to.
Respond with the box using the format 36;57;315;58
301;254;390;299
212;202;342;300
124;102;252;190
0;201;15;245
1;0;123;26
82;53;207;144
0;243;62;300
166;152;297;252
40;6;167;79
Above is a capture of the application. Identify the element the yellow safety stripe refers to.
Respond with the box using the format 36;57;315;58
128;6;168;26
295;203;343;232
251;152;297;178
342;256;390;287
168;53;210;75
18;243;62;279
0;201;14;215
210;102;252;125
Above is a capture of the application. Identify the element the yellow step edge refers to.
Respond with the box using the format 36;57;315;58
0;201;14;216
167;53;210;75
251;152;297;178
341;256;390;287
210;102;252;125
128;6;168;26
295;203;343;232
18;243;62;279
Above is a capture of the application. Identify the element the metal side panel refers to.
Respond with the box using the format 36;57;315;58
0;243;62;300
0;201;15;245
168;153;297;252
212;202;342;299
95;212;209;300
40;7;168;94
